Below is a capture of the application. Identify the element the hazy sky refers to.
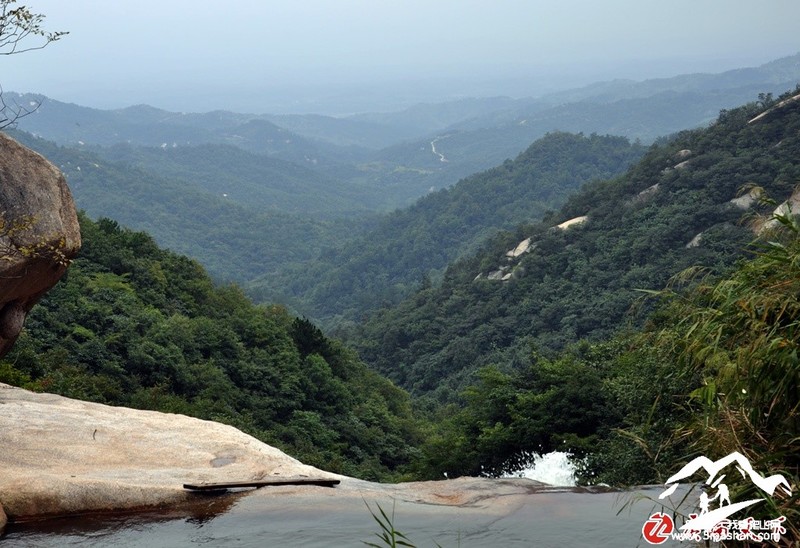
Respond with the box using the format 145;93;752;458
3;0;799;114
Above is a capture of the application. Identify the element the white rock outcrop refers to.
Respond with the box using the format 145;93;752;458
729;188;763;210
772;189;800;218
747;92;800;125
506;238;533;258
630;183;660;205
758;188;800;233
487;268;508;280
555;216;588;230
0;383;335;520
686;232;703;248
673;160;691;170
637;183;659;198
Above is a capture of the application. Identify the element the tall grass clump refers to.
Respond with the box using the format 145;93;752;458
651;208;799;541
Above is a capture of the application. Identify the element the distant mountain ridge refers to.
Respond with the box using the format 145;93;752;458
5;93;365;166
386;54;800;184
9;52;799;155
4;53;799;332
536;53;800;105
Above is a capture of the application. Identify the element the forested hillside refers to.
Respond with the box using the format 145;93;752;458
7;131;371;283
247;133;644;326
92;142;381;217
0;215;422;481
395;92;800;532
353;89;800;401
7;130;382;218
415;221;799;534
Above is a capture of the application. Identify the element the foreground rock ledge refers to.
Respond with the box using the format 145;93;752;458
0;384;678;544
0;383;560;530
0;382;337;520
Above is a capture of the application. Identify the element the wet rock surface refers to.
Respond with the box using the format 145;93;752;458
4;479;678;547
0;384;680;547
0;383;557;523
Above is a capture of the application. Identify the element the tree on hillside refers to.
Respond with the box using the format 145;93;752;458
0;0;66;128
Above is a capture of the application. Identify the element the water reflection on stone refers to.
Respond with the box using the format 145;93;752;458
3;479;692;547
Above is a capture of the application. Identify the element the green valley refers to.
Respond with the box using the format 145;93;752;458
247;132;645;326
0;214;421;481
2;3;800;545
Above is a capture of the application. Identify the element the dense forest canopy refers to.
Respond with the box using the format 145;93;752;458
352;89;800;401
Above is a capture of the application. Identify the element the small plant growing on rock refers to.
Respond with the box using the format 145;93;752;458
363;500;416;548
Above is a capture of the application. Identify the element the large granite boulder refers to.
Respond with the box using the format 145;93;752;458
0;132;81;357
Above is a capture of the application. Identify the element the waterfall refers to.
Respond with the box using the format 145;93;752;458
502;451;578;486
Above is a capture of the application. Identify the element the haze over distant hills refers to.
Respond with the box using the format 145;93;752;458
9;54;800;200
5;53;800;324
11;53;800;148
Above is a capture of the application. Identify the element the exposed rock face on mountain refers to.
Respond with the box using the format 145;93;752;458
0;133;81;357
729;187;762;210
555;215;588;230
0;383;337;521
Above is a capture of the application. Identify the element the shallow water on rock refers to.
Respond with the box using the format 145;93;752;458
2;483;690;547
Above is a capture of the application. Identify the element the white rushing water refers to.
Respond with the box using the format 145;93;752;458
502;451;578;486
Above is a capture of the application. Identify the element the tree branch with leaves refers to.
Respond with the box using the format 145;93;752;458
0;0;66;128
